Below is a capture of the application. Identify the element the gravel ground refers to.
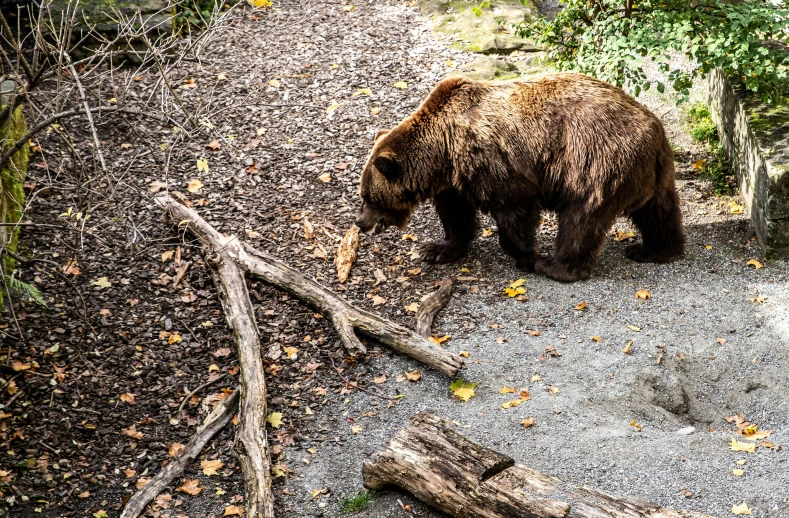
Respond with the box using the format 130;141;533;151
4;1;788;518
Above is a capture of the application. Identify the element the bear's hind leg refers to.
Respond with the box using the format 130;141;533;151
493;204;541;272
536;208;615;282
420;189;476;264
626;190;685;263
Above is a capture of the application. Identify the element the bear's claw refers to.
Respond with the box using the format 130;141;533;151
419;240;468;264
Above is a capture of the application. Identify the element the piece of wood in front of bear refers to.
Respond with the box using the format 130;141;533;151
356;73;686;282
362;412;714;518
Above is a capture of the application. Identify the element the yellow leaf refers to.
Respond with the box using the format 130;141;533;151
268;78;280;88
201;459;224;476
692;158;707;171
499;386;515;394
393;81;408;89
91;277;111;289
429;334;450;345
627;324;642;332
370;107;381;115
161;250;175;262
590;336;602;342
735;459;747;466
283;346;299;360
196;158;209;173
446;59;456;68
217;73;228;81
168;332;182;344
177;479;202;496
402;234;418;241
732;502;752;515
503;286;526;297
730;438;756;453
326;101;345;115
614;229;636;241
530;374;541;382
450;378;477;402
635;289;651;300
548;385;560;395
630;419;643;430
750;296;766;305
352;88;372;96
622;341;633;354
459;351;469;358
746;259;762;269
732;469;745;477
266;412;284;429
351;424;362;434
729;201;745;214
404;302;419;312
574;302;587;310
501;399;524;409
318;172;332;183
342;4;354;11
223;505;244;516
481;228;493;237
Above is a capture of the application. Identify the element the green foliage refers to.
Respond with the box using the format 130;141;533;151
685;103;734;195
7;277;47;307
175;0;226;30
339;489;374;514
473;1;491;17
509;0;789;103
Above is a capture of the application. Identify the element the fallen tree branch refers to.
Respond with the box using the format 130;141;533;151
363;413;715;518
120;390;239;518
155;192;464;377
415;277;452;337
173;373;226;419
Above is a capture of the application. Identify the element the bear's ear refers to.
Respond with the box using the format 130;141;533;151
373;152;401;181
374;129;391;142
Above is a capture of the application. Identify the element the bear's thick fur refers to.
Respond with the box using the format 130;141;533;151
355;72;685;281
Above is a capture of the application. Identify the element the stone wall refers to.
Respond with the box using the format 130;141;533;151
708;69;789;259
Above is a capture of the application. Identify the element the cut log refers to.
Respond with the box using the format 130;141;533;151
155;192;463;377
415;277;452;337
120;390;239;518
363;413;715;518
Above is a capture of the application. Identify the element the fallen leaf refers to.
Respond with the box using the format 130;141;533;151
630;419;643;430
481;228;493;237
527;330;541;337
732;502;752;515
201;459;224;476
500;386;515;394
404;370;421;381
91;277;111;289
627;324;642;332
735;459;746;466
206;140;221;151
373;374;387;384
548;385;560;395
450;378;477;402
223;505;244;516
750;296;766;305
635;289;651;300
503;279;527;297
746;259;762;270
266;412;284;429
622;341;633;354
169;443;185;457
351;424;362;434
404;302;419;312
590;336;602;342
429;334;450;345
530;374;541;382
187;179;204;193
335;225;359;283
196;158;209;173
732;469;745;477
370;107;381;115
353;88;372;96
371;294;387;306
730;438;756;453
268;79;280;88
521;417;536;428
692;158;707;171
459;351;469;358
716;337;727;345
177;479;202;496
729;201;745;214
393;81;408;89
614;229;636;241
121;424;143;439
124;469;136;478
501;399;524;409
575;302;587;310
168;332;182;345
120;393;136;405
283;346;299;360
326;101;345;115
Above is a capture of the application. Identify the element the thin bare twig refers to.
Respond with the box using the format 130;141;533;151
329;356;400;402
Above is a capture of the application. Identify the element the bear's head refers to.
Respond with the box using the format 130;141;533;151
355;128;420;233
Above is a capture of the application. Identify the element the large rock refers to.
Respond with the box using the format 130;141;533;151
708;69;789;258
0;81;30;309
44;0;171;35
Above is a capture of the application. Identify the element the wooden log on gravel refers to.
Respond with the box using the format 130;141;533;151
415;277;452;337
362;413;715;518
155;192;464;377
120;390;239;518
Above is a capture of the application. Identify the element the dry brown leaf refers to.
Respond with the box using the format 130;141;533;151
201;459;224;476
521;417;536;428
121;424;143;440
120;393;136;405
404;370;421;381
335;225;359;283
169;443;185;457
373;374;387;384
622;341;633;354
177;479;202;496
224;505;244;516
635;289;651;300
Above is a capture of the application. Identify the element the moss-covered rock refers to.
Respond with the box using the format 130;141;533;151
45;0;171;34
0;81;30;310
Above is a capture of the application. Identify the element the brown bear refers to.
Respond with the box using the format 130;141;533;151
355;72;685;282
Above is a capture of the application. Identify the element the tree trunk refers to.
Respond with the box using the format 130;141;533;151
363;413;714;518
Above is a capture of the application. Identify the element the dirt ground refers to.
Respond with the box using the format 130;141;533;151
2;1;789;518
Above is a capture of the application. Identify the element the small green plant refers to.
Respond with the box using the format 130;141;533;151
7;277;48;307
339;489;374;514
685;103;735;195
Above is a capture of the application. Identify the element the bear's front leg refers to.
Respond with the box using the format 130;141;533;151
493;205;541;272
420;189;476;264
